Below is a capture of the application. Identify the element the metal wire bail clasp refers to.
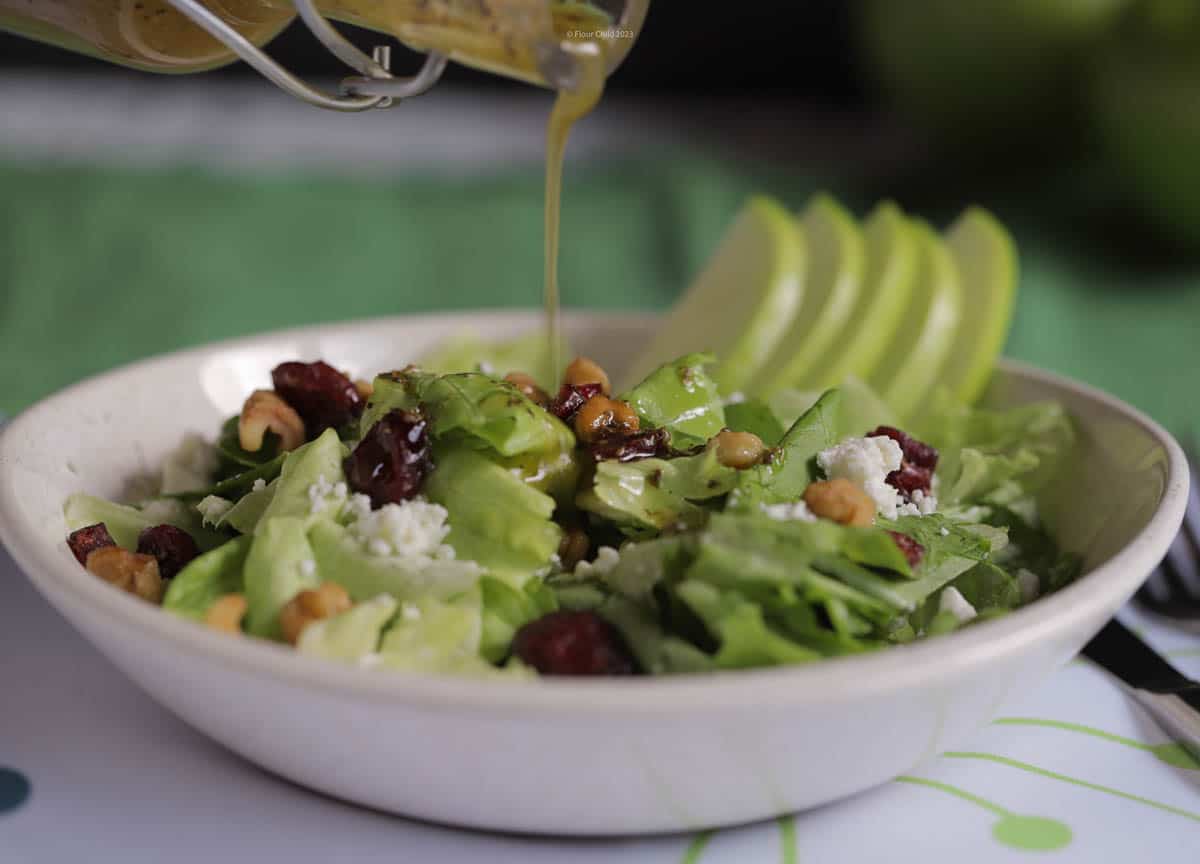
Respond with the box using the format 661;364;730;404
164;0;446;112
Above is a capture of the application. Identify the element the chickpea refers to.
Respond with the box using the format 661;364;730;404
279;581;352;645
557;526;591;571
85;546;164;603
710;429;767;469
504;371;550;407
205;593;248;634
574;395;640;443
238;389;305;453
802;478;876;527
564;356;611;395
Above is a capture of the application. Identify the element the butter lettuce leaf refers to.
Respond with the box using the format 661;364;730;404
731;388;841;508
297;595;399;663
163;535;252;621
243;516;319;639
255;428;346;530
576;447;736;535
424;446;562;585
307;519;481;603
363;369;574;462
620;353;725;449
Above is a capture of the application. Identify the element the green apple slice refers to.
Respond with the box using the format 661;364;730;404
801;200;919;390
751;194;866;397
868;219;962;421
620;196;804;393
939;207;1018;404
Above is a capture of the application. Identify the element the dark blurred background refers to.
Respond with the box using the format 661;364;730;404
0;2;867;101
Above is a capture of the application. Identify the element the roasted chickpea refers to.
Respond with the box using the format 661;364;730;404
504;371;550;407
279;581;352;645
205;593;248;634
573;395;640;443
557;527;591;571
564;356;611;395
803;478;876;527
710;429;767;469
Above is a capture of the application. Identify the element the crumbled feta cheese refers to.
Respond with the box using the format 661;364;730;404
401;602;422;622
761;500;817;522
1016;568;1040;604
478;361;495;375
897;488;939;518
342;492;373;526
308;474;350;515
347;497;456;563
816;435;904;518
196;495;233;526
938;586;977;623
939;526;950;537
252;477;267;493
574;545;621;580
161;433;219;495
298;559;317;578
725;391;747;405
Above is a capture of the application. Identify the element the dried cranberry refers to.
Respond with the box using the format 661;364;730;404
345;409;432;508
549;382;603;421
67;523;116;566
868;425;939;470
513;611;636;676
887;531;925;568
589;427;672;463
868;425;938;500
136;524;199;580
887;463;933;498
271;361;363;436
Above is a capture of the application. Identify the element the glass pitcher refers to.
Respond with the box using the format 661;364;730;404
0;0;648;94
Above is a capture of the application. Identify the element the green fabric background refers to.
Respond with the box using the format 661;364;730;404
1;157;1197;439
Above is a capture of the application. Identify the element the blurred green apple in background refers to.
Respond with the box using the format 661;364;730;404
858;0;1130;151
1089;0;1200;248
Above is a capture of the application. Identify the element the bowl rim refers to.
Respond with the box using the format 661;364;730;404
0;310;1190;714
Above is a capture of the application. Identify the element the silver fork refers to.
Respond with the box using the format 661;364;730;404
1137;432;1200;622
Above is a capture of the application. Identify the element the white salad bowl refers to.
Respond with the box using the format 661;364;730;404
0;311;1189;836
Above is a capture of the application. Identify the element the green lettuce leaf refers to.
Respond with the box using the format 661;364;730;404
724;398;786;445
423;447;562;585
620;353;725;449
242;516;319;639
297;595;399;663
576;447;735;535
922;398;1075;507
307;519;481;603
598;594;715;675
363;369;574;462
163;535;252;620
731;389;841;508
675;580;822;669
375;588;525;677
479;576;557;663
255;428;346;530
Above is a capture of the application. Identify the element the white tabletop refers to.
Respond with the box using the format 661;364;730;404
3;540;1198;863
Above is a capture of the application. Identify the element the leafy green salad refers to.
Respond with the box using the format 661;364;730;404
63;340;1080;678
